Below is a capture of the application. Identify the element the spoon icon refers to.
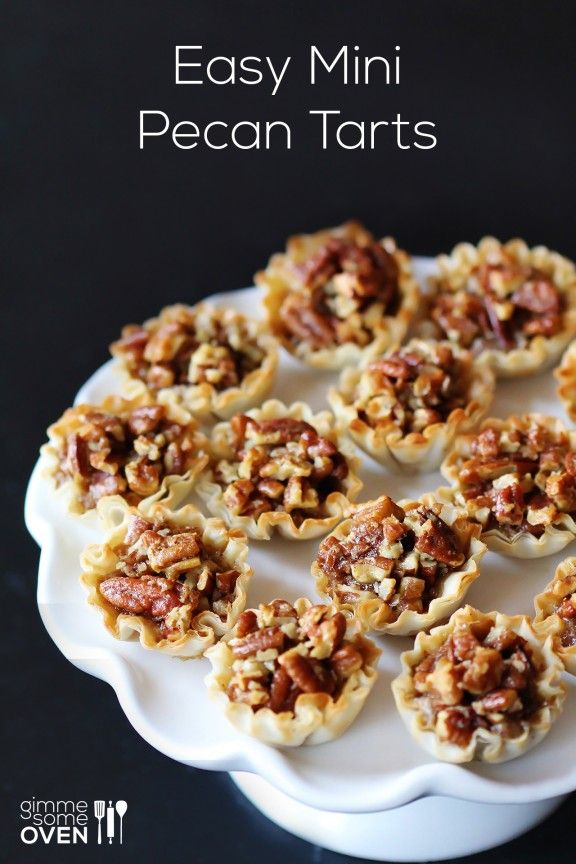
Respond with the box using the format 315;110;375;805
115;800;128;844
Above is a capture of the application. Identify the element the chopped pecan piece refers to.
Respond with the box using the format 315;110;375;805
99;575;183;618
437;707;476;747
415;512;465;567
127;405;165;435
279;652;336;694
268;665;293;712
231;626;285;658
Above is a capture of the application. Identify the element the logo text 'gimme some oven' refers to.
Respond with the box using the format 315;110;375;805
20;799;128;845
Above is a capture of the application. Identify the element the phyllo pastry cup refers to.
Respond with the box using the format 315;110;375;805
329;339;494;473
312;495;486;636
555;340;576;422
205;598;380;746
533;556;576;675
392;605;566;763
110;302;278;421
196;399;363;540
440;414;576;558
42;395;209;515
422;236;576;377
80;497;251;657
257;221;420;370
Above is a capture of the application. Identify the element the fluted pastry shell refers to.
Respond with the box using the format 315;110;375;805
257;221;420;370
196;399;363;540
205;597;381;746
110;302;278;421
329;340;494;473
555;340;576;422
533;555;576;675
80;496;251;657
423;237;576;377
439;414;576;558
41;393;209;517
312;494;486;636
392;605;566;763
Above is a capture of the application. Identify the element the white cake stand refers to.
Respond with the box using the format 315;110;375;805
25;267;576;861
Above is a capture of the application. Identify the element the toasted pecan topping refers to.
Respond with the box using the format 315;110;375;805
110;304;267;394
97;514;240;637
279;236;400;350
316;496;472;621
214;413;349;526
450;417;576;538
53;404;199;510
354;342;472;434
225;601;365;713
413;618;541;747
430;251;564;352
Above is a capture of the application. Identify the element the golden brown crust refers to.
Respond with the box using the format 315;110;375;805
196;399;363;540
555;340;576;422
109;302;278;421
392;605;566;763
533;556;576;675
329;340;494;472
80;497;251;657
204;597;381;746
312;494;486;636
41;394;209;516
257;221;420;369
440;414;576;558
421;237;576;377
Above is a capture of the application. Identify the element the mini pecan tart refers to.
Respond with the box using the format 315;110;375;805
110;302;278;420
533;556;576;675
41;395;208;515
440;414;576;557
392;605;566;763
257;221;420;370
196;399;362;540
329;339;494;472
205;598;380;746
422;237;576;377
80;497;251;657
555;340;576;421
312;495;486;636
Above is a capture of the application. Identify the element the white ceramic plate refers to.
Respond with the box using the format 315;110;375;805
25;259;576;814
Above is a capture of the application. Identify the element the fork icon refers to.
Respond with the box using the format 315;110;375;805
94;800;105;844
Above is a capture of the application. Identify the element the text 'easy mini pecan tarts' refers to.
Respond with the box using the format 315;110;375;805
555;340;576;422
110;302;278;421
257;221;420;370
41;395;209;515
313;495;486;636
392;605;566;763
205;598;381;746
80;497;251;657
196;399;363;540
439;414;576;558
422;237;576;377
329;339;495;473
533;556;576;675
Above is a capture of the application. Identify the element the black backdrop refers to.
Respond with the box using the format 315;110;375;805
4;2;576;862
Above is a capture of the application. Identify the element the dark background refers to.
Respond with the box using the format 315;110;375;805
3;2;576;862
